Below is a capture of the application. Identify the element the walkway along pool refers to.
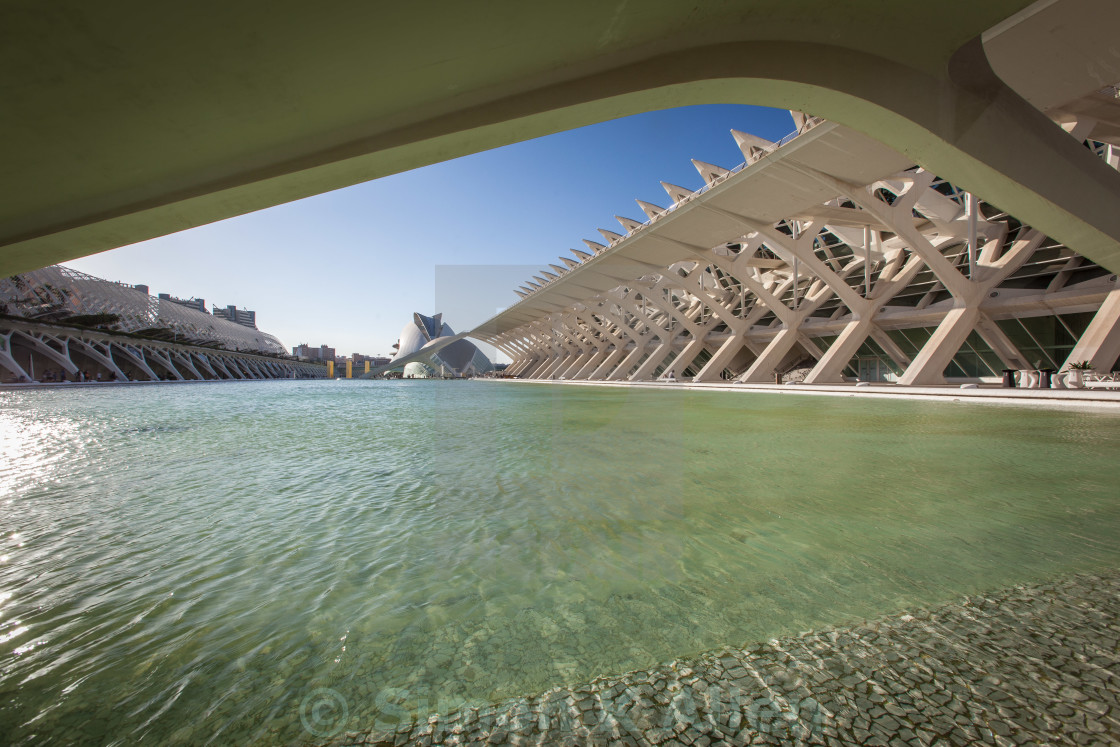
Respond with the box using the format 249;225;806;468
0;380;1118;743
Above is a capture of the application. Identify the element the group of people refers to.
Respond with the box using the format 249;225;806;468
36;369;112;383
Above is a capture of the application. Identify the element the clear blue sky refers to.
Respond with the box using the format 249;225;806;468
65;105;796;359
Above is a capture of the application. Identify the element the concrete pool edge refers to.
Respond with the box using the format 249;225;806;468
328;567;1120;746
483;378;1120;413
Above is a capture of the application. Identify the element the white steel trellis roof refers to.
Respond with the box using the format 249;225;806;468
0;265;287;354
470;111;1120;385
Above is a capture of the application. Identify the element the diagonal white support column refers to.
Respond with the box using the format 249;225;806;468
1062;286;1120;371
172;351;204;380
804;251;927;383
145;347;186;380
232;357;257;379
868;327;912;371
589;347;630;380
565;333;609;380
555;314;608;378
974;313;1030;370
668;337;711;378
242;359;266;379
797;333;825;361
586;297;646;380
211;355;242;379
701;250;813;383
674;224;870;383
502;337;535;376
516;325;556;378
737;327;806;382
11;331;79;376
898;230;1043;385
534;342;573;379
193;353;220;379
571;349;608;379
70;338;129;381
605;296;664;381
112;342;160;380
628;341;675;381
565;309;621;379
511;328;546;378
0;330;33;381
605;342;650;381
536;316;587;379
542;318;583;378
693;334;749;382
622;285;698;381
897;306;983;385
803;317;877;384
669;264;762;383
794;167;1042;384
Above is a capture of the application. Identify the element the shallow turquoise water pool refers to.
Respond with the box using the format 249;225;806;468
1;380;1118;743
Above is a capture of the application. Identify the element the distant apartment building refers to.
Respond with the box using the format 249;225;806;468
213;304;257;329
292;343;335;362
157;293;206;313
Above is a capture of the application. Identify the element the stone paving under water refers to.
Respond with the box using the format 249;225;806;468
325;569;1120;746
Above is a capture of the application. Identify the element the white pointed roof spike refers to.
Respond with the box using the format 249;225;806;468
541;271;560;280
571;247;593;261
598;228;624;244
583;239;606;254
560;256;580;269
548;264;568;275
660;181;692;205
790;110;808;132
533;275;549;285
731;129;776;161
514;289;528;298
636;199;665;220
615;215;644;233
692;159;730;186
525;281;542;289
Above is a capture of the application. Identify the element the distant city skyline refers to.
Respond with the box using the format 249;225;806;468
63;105;798;359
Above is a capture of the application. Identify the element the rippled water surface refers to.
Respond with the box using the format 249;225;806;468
1;380;1119;743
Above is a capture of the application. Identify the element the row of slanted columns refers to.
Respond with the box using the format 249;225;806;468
484;169;1120;385
0;326;325;383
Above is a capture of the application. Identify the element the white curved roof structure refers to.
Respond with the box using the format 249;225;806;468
0;265;286;354
378;313;493;378
471;111;1120;385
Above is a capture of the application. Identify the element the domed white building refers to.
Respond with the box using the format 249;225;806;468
388;313;493;378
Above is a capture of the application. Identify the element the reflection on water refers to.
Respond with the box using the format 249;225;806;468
0;380;1118;743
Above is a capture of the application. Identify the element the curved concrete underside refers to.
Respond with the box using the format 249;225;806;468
5;1;1120;277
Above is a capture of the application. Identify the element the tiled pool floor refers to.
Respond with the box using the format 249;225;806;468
333;569;1120;746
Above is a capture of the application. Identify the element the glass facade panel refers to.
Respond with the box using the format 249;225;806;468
994;313;1094;370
